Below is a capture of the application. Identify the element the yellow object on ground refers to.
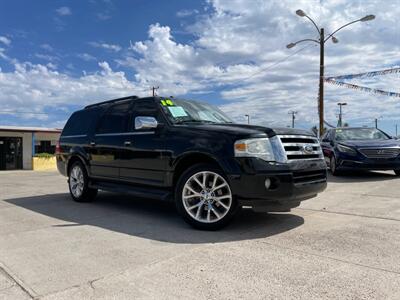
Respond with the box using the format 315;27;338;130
32;156;57;171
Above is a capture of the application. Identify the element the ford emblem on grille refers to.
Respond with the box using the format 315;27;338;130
303;145;314;154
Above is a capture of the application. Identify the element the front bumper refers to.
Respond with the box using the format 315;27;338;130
227;158;327;212
337;155;400;171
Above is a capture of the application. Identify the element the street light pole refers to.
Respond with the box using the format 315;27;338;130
245;114;250;125
288;111;297;128
287;10;375;137
337;102;347;127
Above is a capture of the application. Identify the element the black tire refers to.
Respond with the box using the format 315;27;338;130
175;163;239;230
330;155;340;176
394;170;400;176
68;161;98;202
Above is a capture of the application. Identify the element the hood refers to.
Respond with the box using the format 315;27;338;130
180;123;314;138
339;139;400;148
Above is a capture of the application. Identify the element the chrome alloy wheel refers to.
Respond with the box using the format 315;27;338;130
182;171;232;223
69;165;84;198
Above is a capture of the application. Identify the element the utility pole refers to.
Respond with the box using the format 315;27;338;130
245;114;250;125
337;102;347;127
288;111;297;128
287;10;375;137
151;86;159;97
319;27;324;136
396;124;398;137
375;118;378;129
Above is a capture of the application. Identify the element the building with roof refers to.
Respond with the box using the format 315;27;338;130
0;126;62;170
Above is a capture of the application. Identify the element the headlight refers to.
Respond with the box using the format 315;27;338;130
234;137;286;162
337;144;357;155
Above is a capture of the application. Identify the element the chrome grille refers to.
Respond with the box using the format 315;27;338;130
359;148;400;159
278;135;323;161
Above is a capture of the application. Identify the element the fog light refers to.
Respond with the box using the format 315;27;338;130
264;178;272;190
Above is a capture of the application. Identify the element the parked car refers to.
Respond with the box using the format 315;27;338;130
321;127;400;176
56;95;327;230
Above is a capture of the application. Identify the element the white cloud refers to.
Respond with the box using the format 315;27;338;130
77;53;97;61
89;41;122;52
0;36;11;46
40;44;53;51
176;9;199;18
2;0;400;130
0;60;147;121
119;0;400;129
97;12;112;20
56;6;72;16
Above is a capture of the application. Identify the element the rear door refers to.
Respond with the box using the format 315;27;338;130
119;99;167;186
90;101;132;179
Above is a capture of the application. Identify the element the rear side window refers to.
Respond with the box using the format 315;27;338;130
96;102;131;134
62;108;99;136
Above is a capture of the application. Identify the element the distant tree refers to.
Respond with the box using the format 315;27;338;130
343;122;349;127
311;125;329;137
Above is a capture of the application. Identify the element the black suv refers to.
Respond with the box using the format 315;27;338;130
57;96;327;230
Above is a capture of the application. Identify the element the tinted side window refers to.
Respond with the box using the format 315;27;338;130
62;108;99;136
96;102;131;134
132;100;158;117
131;100;159;130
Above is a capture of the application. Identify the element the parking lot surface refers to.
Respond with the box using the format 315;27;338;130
0;170;399;299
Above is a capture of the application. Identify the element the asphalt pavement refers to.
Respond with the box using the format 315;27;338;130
0;170;399;299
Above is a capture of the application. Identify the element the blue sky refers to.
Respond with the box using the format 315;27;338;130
0;0;399;135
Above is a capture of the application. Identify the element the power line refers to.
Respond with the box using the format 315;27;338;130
240;44;317;82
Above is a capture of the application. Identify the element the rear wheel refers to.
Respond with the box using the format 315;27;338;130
394;170;400;176
68;161;97;202
175;164;238;230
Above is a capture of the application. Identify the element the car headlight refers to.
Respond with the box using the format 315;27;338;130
337;144;357;155
234;137;286;162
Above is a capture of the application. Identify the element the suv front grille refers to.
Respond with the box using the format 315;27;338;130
359;148;400;159
278;135;323;161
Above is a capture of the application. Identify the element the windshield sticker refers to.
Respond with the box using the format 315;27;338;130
161;99;174;106
168;106;188;117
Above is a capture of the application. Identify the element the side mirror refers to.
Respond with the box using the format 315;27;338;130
135;116;158;130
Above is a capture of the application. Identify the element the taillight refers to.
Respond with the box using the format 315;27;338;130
55;141;61;154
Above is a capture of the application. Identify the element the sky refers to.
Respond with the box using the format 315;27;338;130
0;0;399;135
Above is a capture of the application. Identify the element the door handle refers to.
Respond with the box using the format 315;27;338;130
90;141;96;146
124;141;131;146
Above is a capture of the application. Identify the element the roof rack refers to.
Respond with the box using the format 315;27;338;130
84;95;139;109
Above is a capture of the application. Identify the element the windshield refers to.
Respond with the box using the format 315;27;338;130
159;98;233;124
335;128;390;141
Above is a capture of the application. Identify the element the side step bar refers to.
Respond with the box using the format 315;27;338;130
89;180;172;201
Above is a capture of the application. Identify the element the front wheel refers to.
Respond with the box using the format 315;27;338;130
68;161;98;202
175;164;238;230
330;156;340;176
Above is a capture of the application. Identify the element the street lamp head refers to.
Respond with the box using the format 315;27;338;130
296;9;306;17
337;102;347;106
286;43;296;49
331;36;339;43
360;14;375;22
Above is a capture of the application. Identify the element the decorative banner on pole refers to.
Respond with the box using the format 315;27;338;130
325;67;400;81
324;67;400;98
